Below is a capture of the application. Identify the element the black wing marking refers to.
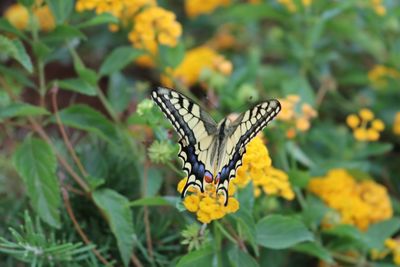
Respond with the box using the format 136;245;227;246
151;87;218;196
216;100;281;205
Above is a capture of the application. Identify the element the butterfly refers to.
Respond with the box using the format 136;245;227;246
151;87;281;205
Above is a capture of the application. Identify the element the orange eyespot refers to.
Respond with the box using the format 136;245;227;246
214;174;220;184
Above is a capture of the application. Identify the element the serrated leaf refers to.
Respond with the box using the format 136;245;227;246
365;218;400;249
292;242;334;263
176;245;214;267
78;13;119;28
58;78;97;96
228;246;259;267
45;0;73;24
0;36;33;73
0;103;49;121
52;105;119;144
13;137;61;228
256;215;314;249
99;46;143;76
93;189;134;267
0;18;27;40
0;65;34;87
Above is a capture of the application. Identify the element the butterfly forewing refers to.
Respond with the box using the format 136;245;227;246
215;101;281;205
151;87;218;195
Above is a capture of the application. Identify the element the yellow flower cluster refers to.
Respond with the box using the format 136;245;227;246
75;0;181;67
128;6;182;52
385;239;400;265
162;46;232;88
277;0;312;12
4;2;55;32
308;169;393;231
233;136;295;200
368;65;400;89
346;109;385;142
177;177;239;224
75;0;156;29
370;0;386;16
185;0;231;18
394;112;400;136
277;95;317;139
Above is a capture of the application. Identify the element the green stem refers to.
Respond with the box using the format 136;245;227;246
95;85;120;123
214;221;237;245
29;5;46;107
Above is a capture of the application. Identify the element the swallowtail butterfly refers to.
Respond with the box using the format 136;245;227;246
151;87;281;205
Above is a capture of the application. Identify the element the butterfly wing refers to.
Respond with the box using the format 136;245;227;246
151;87;218;196
216;100;281;205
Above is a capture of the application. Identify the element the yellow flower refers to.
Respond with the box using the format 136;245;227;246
129;6;182;50
233;135;295;200
347;109;384;142
278;0;297;12
370;0;386;16
346;114;360;129
4;3;55;32
359;108;374;121
308;169;392;231
277;95;317;135
383;238;400;266
177;177;239;224
4;4;29;30
302;0;312;7
161;46;232;88
368;65;400;89
185;0;231;18
393;112;400;136
183;195;200;212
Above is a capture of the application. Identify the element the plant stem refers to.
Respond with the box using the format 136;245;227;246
61;187;113;266
51;87;89;179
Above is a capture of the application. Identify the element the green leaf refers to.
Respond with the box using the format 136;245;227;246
288;170;311;189
128;196;179;207
234;209;258;255
0;36;33;73
0;103;49;121
365;218;400;249
323;225;365;243
0;65;34;87
58;78;97;96
18;0;34;7
93;189;134;267
107;72;133;113
355;142;393;159
0;18;27;40
256;215;314;249
286;141;316;168
159;42;185;68
13;137;61;228
42;25;86;44
292;242;334;263
45;0;73;24
176;245;214;267
78;13;119;28
228;246;259;267
282;75;315;105
52;104;119;144
99;46;143;76
219;3;285;22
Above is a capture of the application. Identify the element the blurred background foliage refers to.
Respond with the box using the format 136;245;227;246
0;0;400;266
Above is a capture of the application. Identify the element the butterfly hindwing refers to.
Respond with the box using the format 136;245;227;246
151;87;218;196
216;100;281;205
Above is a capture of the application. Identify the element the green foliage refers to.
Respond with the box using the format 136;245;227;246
0;212;93;266
13;137;61;228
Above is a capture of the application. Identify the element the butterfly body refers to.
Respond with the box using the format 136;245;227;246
151;87;281;205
